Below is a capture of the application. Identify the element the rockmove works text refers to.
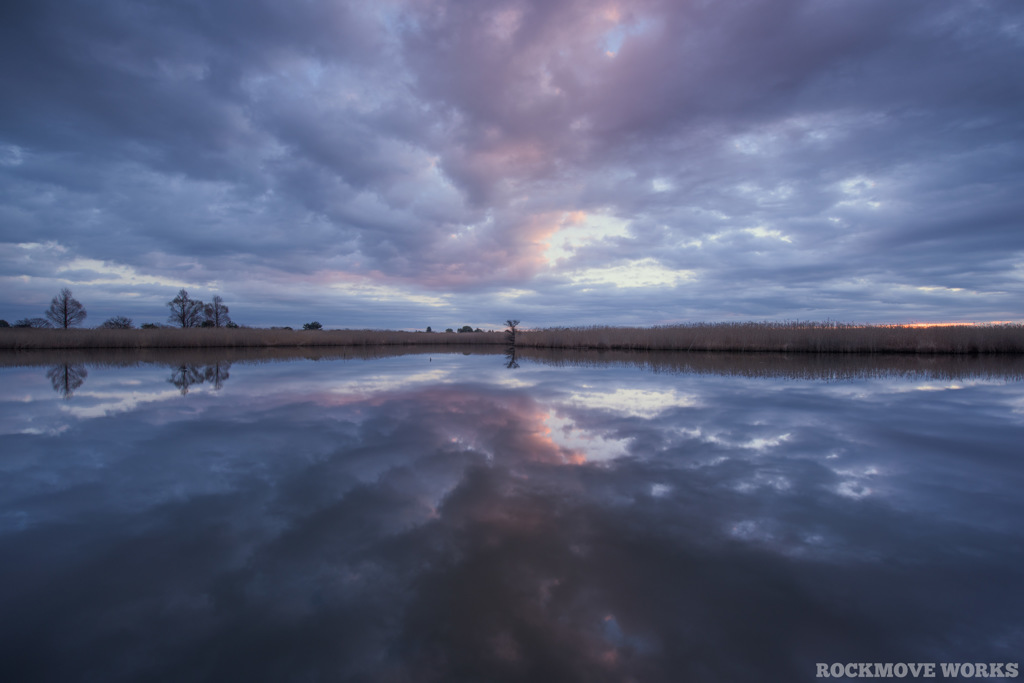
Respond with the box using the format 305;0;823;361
816;663;1018;678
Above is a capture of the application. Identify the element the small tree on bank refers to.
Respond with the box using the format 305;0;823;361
505;319;520;346
303;321;323;330
203;295;231;328
46;288;87;329
167;289;204;328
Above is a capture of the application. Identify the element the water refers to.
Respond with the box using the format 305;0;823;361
1;349;1022;682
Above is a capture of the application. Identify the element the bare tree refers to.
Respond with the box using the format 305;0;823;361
167;289;204;328
203;295;231;328
45;288;87;329
505;319;520;346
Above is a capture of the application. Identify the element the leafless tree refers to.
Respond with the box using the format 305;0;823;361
203;295;231;328
167;289;204;328
505;319;520;346
45;288;87;328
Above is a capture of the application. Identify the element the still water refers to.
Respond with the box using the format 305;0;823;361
1;349;1022;682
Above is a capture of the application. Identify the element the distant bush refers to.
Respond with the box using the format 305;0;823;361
14;317;52;328
100;316;134;329
303;322;323;330
0;320;9;328
445;328;454;333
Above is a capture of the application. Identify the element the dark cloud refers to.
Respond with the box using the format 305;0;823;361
1;0;1022;326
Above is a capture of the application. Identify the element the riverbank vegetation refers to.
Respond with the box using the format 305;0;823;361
516;322;1024;354
0;327;503;350
1;322;1022;354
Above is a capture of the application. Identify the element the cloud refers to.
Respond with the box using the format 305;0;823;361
1;0;1022;326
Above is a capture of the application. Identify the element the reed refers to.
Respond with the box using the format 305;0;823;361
2;322;1022;354
0;328;505;350
516;322;1024;354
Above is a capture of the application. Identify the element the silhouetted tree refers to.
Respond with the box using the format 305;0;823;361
0;320;9;328
46;364;87;398
45;288;87;328
426;326;433;333
303;321;323;330
505;319;520;346
445;328;454;333
100;316;134;329
203;295;231;327
457;325;473;333
167;289;204;328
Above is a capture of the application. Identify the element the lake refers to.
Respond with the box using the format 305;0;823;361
1;348;1022;682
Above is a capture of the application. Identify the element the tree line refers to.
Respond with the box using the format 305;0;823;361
0;288;237;330
1;288;521;336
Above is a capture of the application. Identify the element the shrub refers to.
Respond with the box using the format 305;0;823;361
100;316;134;329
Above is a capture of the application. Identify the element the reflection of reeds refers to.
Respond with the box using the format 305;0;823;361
518;348;1024;382
1;322;1023;354
4;346;1022;381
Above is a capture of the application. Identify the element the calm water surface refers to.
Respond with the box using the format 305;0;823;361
1;350;1022;682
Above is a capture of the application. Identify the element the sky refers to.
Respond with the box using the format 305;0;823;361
2;0;1023;330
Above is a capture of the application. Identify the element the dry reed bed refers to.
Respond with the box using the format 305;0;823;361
516;323;1024;354
2;323;1023;354
0;328;505;350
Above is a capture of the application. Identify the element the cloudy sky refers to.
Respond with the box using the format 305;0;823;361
2;0;1022;329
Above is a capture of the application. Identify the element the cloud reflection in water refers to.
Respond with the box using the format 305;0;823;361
0;352;1021;682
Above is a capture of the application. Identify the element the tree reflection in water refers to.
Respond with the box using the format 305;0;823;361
168;362;231;394
45;364;87;398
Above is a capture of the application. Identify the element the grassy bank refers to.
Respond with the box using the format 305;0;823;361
2;322;1022;354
